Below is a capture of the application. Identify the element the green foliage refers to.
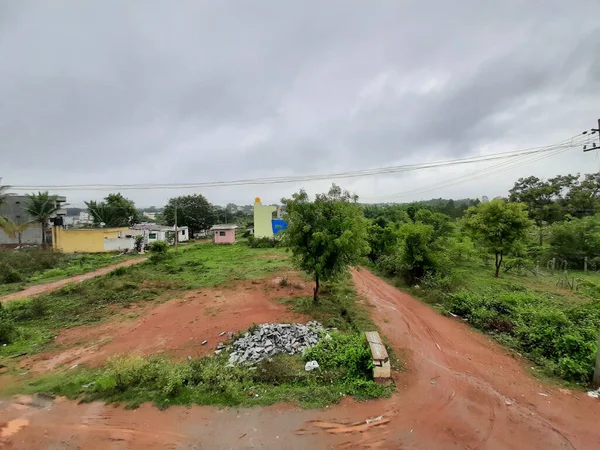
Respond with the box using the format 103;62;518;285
282;184;369;301
444;287;600;383
148;240;171;263
86;193;140;228
376;220;450;285
247;236;279;248
304;332;373;379
23;327;391;409
366;219;397;262
0;303;19;344
24;191;61;248
549;214;600;269
163;194;216;236
463;198;532;277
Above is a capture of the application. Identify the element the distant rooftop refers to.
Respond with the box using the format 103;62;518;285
131;223;188;231
210;224;238;230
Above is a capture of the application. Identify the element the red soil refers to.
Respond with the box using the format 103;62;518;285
2;268;600;449
20;275;311;372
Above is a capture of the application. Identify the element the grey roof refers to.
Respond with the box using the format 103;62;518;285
130;223;188;231
210;224;238;230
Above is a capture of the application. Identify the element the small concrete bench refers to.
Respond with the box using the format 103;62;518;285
365;331;391;381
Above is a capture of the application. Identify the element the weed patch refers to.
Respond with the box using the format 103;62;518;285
16;332;392;409
279;277;375;332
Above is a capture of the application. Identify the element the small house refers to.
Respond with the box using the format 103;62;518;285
211;224;237;244
129;223;189;246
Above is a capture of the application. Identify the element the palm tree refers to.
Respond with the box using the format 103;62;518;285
0;180;9;210
25;191;61;249
0;217;36;246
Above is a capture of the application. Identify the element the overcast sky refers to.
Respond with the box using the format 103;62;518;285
1;1;599;208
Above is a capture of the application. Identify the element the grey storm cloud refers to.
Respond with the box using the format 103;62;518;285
0;0;599;206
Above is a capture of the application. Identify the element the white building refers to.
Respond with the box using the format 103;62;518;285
128;223;189;246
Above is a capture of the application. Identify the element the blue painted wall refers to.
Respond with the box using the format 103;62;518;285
271;219;288;234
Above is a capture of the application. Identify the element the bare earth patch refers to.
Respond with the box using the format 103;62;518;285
20;274;312;373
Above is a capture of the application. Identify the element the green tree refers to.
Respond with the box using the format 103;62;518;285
549;215;600;269
463;198;531;277
282;184;369;302
366;217;397;262
508;175;574;245
163;194;216;236
86;193;140;228
0;217;36;246
25;191;61;249
0;181;9;210
564;173;600;218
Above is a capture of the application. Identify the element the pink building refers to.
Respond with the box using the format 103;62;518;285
211;224;238;244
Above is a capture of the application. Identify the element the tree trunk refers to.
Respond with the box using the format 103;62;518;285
41;222;47;249
17;232;22;246
313;273;320;304
495;251;503;278
539;226;543;246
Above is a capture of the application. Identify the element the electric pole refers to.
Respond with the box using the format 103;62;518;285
174;204;179;251
583;119;600;388
583;118;600;152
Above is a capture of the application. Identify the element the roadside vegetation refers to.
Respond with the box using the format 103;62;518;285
0;249;139;296
368;171;600;385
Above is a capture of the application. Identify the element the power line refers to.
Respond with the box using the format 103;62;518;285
362;145;575;202
7;132;589;192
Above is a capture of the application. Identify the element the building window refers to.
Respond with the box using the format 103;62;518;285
149;233;157;239
219;231;226;236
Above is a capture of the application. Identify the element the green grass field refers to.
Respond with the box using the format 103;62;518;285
0;251;141;296
386;260;600;385
0;242;393;408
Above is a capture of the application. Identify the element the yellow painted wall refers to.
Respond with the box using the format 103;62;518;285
253;198;276;238
53;227;129;253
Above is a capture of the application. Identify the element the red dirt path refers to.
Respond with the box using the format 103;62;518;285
20;276;312;372
1;268;600;449
0;258;146;303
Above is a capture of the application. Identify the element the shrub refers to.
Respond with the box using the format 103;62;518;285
0;303;19;344
0;263;24;283
445;289;600;383
304;332;373;380
247;236;279;248
148;241;170;263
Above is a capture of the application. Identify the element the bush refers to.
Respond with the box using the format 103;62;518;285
445;289;600;383
304;332;373;380
148;241;170;263
247;236;279;248
0;303;19;344
0;263;24;283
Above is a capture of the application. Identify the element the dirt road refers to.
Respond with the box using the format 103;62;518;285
1;268;599;449
0;258;146;303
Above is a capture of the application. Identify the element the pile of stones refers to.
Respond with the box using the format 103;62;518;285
227;321;324;365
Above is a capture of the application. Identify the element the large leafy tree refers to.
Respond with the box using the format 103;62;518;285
86;193;140;227
508;175;575;245
163;194;216;236
563;173;600;219
282;184;369;302
25;191;61;249
549;214;600;269
463;198;531;277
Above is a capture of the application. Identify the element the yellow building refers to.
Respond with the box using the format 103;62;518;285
253;197;277;238
52;226;130;253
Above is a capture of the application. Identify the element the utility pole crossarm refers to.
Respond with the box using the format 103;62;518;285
583;118;600;152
